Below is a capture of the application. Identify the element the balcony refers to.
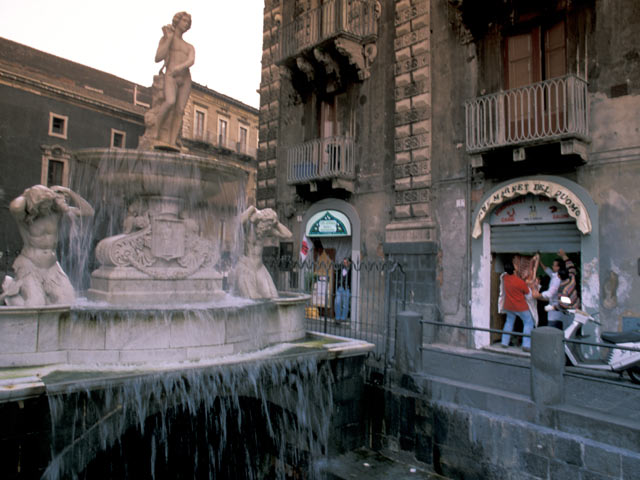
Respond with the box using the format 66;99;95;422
279;0;378;62
465;75;590;156
286;136;355;189
277;0;380;87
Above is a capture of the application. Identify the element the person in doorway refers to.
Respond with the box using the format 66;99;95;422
501;260;535;352
334;257;352;323
533;253;564;329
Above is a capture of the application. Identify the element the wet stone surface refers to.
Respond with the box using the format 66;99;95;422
324;447;448;479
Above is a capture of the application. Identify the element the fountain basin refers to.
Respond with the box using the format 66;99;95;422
0;293;310;368
70;148;249;304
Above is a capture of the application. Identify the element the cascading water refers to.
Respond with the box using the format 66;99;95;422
0;144;343;477
42;355;334;480
62;148;248;303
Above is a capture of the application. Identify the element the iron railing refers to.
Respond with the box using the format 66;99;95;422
278;0;379;62
465;74;589;153
269;258;406;365
286;136;355;184
184;133;257;159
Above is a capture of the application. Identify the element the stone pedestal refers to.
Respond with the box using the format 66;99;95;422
530;327;565;405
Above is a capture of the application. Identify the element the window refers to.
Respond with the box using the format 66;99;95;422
49;113;68;139
194;108;207;140
111;129;126;148
504;21;567;135
218;118;228;147
504;21;566;89
47;160;65;186
40;145;70;187
238;126;248;153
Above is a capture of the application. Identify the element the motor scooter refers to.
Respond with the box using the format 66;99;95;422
554;297;640;384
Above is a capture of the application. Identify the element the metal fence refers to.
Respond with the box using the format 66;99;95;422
465;74;589;153
269;258;406;366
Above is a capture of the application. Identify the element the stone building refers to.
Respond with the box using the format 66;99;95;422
0;37;150;271
181;83;260;209
260;0;640;346
435;0;640;349
259;0;436;319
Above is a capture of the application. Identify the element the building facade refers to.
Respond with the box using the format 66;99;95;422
261;0;640;346
438;0;640;348
259;0;437;324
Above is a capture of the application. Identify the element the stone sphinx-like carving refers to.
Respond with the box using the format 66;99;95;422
139;12;195;150
0;185;94;306
230;206;292;299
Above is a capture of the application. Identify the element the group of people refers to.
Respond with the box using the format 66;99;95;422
500;249;579;352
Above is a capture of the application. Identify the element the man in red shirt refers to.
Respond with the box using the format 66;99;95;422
501;260;535;352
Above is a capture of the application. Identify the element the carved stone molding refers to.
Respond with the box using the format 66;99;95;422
313;48;341;92
95;214;217;280
335;37;371;81
295;56;315;82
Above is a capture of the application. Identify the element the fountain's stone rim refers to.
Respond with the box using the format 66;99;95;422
0;293;311;369
73;148;251;177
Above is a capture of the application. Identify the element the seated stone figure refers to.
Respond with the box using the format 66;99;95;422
1;185;94;306
230;206;292;299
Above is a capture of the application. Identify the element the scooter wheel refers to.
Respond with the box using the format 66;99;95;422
628;366;640;385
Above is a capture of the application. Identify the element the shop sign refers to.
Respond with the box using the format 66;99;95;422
472;180;592;238
489;194;573;226
306;210;351;237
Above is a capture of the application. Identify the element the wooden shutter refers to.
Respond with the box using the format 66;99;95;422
544;21;566;79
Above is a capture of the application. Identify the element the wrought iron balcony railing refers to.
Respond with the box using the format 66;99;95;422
184;132;257;159
278;0;378;62
465;74;589;154
286;136;355;184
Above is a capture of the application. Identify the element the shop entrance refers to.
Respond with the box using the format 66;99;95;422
487;194;582;345
304;209;352;320
470;176;598;350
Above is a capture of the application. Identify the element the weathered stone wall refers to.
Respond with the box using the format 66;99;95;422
431;0;640;338
578;0;640;329
367;370;640;480
428;0;477;344
257;0;281;211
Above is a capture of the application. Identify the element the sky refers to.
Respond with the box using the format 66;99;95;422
0;1;264;108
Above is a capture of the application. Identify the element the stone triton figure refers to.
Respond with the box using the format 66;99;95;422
0;185;94;306
230;206;292;299
141;11;195;149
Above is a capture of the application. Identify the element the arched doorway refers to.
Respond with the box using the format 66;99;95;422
301;199;360;323
470;176;599;348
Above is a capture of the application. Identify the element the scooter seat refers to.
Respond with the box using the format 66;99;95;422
601;330;640;344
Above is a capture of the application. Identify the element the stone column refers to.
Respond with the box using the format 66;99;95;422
530;327;565;405
395;310;423;373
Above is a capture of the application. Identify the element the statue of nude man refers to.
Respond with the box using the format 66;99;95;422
1;185;94;306
152;11;195;147
230;206;292;299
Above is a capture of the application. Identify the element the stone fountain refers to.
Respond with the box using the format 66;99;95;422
0;11;315;368
0;13;373;479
